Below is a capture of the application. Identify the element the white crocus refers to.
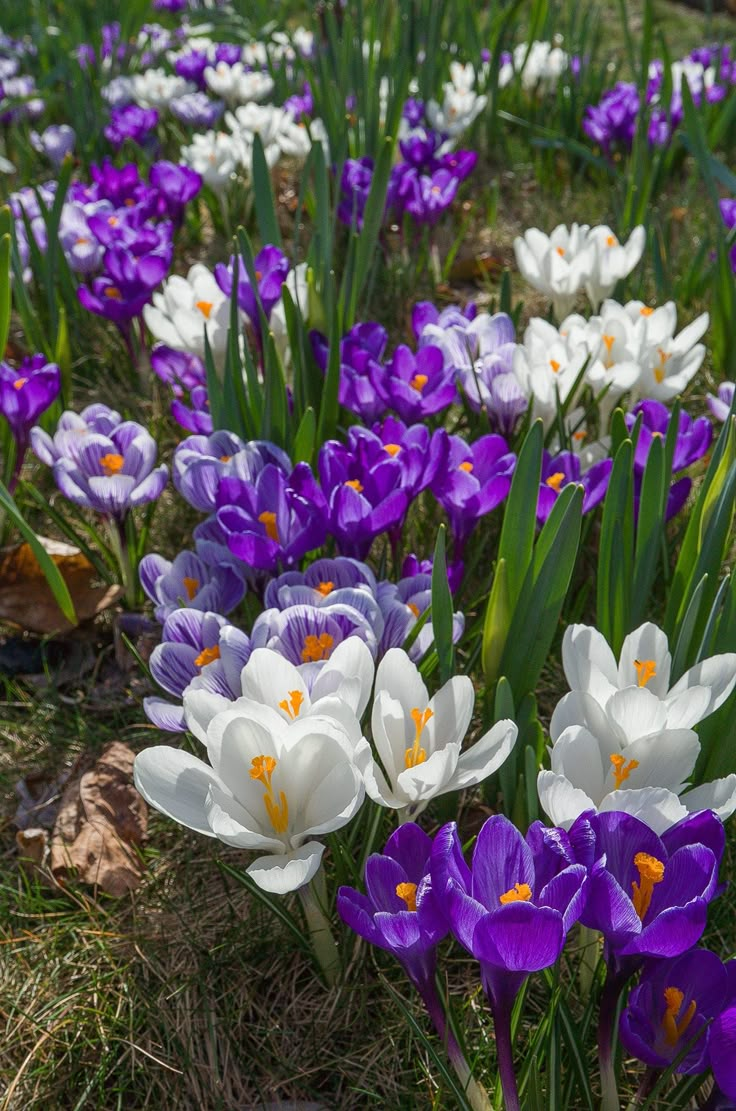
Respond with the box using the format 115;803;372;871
204;62;274;105
132;69;195;110
512;316;589;425
564;301;647;403
134;711;364;894
227;104;312;171
514;224;595;319
184;639;375;747
180;130;240;191
585;225;645;309
426;66;487;139
358;648;517;820
626;302;709;403
500;41;570;94
536;621;736;832
144;263;230;361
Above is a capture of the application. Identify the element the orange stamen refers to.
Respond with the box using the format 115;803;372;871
633;658;657;688
258;510;279;543
99;452;124;475
301;633;334;662
196;300;213;319
278;689;304;720
405;707;433;769
182;576;199;601
410;373;429;392
499;882;533;905
194;644;220;668
631;852;665;921
610;753;639;789
546;472;566;492
396;882;418;911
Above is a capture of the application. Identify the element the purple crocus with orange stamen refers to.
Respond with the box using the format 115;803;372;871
149;160;202;223
50;420;168;520
708;382;735;423
619;948;736;1075
31;403;122;466
537;450;612;526
431;815;588;1111
430;431;516;552
0;355;61;489
215;245;289;328
311;322;389;424
625;400;712;521
77;244;171;327
145;609;251;732
318;438;409;560
216;463;328;573
139;549;246;622
377;570;465;661
263;556;379;615
173;432;290;514
347;419;443;498
251;602;378;681
376;343;457;423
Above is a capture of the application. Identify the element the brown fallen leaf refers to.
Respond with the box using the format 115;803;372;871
14;764;75;830
16;828;49;871
448;253;505;283
50;741;148;896
0;536;122;636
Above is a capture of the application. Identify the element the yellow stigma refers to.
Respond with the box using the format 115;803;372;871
316;580;334;597
100;452;124;475
345;478;364;492
107;215;119;227
404;707;433;769
556;246;565;256
409;373;429;392
602;333;615;355
610;753;640;789
182;576;199;600
606;234;617;247
196;300;213;319
549;358;561;373
194;644;220;668
546;471;566;492
640;306;654;316
396;882;418;911
301;632;334;663
634;658;657;688
458;461;473;472
258;510;279;543
499;882;533;905
384;443;401;457
631;852;665;921
104;285;122;300
250;754;289;834
12;377;28;390
407;602;420;618
662;987;697;1048
278;689;304;720
654;348;672;384
220;454;232;462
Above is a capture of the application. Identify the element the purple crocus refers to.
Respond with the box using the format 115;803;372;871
171;386;213;434
31;403;122;466
169;92;224;128
432;816;588;1110
251;602;378;673
377;343;457;422
263;556;378;611
537;451;612;525
150;345;206;393
216;463;328;572
30;124;75;166
104;105;159;151
337;156;374;229
174;49;210;88
172;432;290;513
139;549;246;622
707;381;735;423
215;245;289;329
149;160;202;223
430;432;516;552
0;356;60;488
318;439;409;560
77;244;170;326
377;571;465;661
619;948;735;1075
711;1004;736;1103
720;198;736;273
51;420;168;520
145;609;251;732
311;322;389;424
625;400;712;521
347;419;443;498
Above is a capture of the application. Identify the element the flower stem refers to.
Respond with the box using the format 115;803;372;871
598;968;626;1111
489;995;520;1111
298;878;340;988
107;517;137;609
418;978;492;1111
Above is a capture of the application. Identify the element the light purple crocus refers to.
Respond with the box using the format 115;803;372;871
30;124;75;166
172;432;290;513
707;382;735;423
51;420;168;520
263;556;378;612
169;92;224;128
251;602;378;679
139;549;246;622
377;571;465;661
31;403;122;465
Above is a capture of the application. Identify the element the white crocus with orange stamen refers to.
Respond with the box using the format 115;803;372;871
537;621;736;832
512;317;588;427
513;223;595;319
584;225;646;310
144;263;231;362
625;300;709;403
133;709;365;894
180;129;240;191
562;301;646;405
183;638;375;747
357;648;517;821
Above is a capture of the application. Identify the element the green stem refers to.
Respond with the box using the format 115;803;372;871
107;517;137;610
578;924;602;998
298;878;340;988
598;968;626;1111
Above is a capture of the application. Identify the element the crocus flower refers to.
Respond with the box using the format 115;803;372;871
216;463;327;572
707;381;735;423
337;156;373;229
710;1005;736;1102
78;245;170;326
569;808;723;965
184;636;374;747
431;814;587;1109
104;105;159;150
514;224;594;319
139;549;245;622
251;602;379;672
318;439;409;560
31;403;122;465
170;387;212;434
619;948;736;1074
134;706;365;893
51;420;168;519
173;432;290;514
143;262;230;362
377;343;457;422
214;245;289;330
358;648;517;820
430;432;516;551
347;419;443;498
30;124;75;166
263;556;377;612
149;160;202;223
585;225;645;309
536;450;612;525
180;130;240;191
170;92;224;128
0;354;60;448
377;572;465;662
625;399;712;520
311;322;389;424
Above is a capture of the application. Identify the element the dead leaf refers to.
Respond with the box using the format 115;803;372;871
50;741;147;896
14;765;75;829
448;253;505;283
16;828;49;870
0;536;122;636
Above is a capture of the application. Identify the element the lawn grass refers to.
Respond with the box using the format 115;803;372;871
1;0;736;1107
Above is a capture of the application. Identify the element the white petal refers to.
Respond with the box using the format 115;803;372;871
374;647;427;711
424;675;475;754
618;623;671;695
680;775;736;821
311;636;375;717
246;841;325;893
549;724;608;804
396;743;460;803
183;684;231;745
133;746;224;836
662;685;714;730
371;689;409;785
550;690;617;746
537;770;595;828
205;783;284;851
667;653;736;722
240;649;309;720
598;787;688;834
606;728;700;793
445;718;518;790
606;686;669;743
561;624;618;702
